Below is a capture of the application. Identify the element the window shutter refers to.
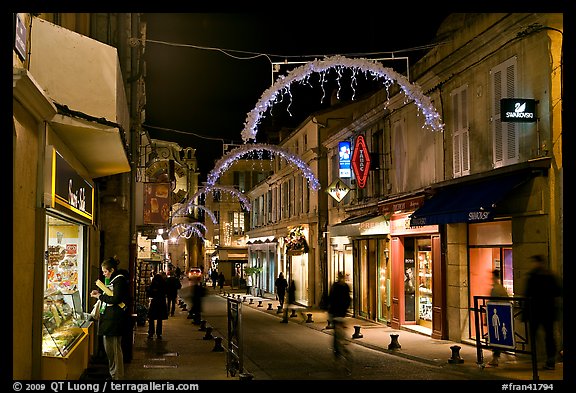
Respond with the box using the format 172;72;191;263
451;86;470;177
492;57;518;167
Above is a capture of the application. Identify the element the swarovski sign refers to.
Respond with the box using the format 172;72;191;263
500;98;536;123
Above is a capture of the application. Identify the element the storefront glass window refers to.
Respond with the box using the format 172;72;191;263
45;215;84;296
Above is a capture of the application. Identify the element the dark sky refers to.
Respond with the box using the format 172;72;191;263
142;12;451;181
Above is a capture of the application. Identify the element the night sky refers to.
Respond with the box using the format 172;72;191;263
142;12;451;181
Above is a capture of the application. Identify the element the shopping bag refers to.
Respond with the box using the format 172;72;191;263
90;300;102;320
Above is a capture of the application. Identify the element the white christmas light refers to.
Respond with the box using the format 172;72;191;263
241;55;444;143
206;143;321;191
190;185;252;212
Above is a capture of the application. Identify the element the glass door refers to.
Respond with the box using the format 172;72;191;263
416;238;432;328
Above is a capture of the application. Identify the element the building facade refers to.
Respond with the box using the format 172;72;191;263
13;13;144;379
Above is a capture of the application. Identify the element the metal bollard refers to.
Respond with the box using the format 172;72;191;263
388;334;401;350
290;309;297;318
203;327;214;340
276;305;283;314
198;320;207;331
258;300;263;307
448;345;464;364
305;313;314;323
243;296;247;302
267;303;273;310
237;294;242;300
249;298;254;305
212;337;224;352
352;325;363;339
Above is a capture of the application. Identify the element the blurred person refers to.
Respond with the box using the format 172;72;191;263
165;268;182;317
211;269;219;289
274;272;288;309
523;254;562;370
90;257;129;380
488;269;510;366
146;273;168;339
218;272;226;293
246;273;253;295
188;275;205;324
328;272;352;363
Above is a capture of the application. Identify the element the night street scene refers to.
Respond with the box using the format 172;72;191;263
12;10;572;390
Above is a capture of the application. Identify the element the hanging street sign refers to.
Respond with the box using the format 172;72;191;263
351;134;371;188
338;141;351;178
500;98;536;123
326;178;351;203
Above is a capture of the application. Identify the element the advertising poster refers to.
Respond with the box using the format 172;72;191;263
143;183;171;225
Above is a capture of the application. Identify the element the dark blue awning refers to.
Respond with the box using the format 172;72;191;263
409;173;533;226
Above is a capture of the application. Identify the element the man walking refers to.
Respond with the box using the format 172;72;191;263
523;254;562;370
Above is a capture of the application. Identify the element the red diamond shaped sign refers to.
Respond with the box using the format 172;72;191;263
351;134;371;188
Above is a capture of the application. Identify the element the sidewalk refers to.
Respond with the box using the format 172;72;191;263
83;286;563;381
221;288;563;381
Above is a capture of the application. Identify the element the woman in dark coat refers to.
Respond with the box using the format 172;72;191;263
90;257;129;380
147;273;168;339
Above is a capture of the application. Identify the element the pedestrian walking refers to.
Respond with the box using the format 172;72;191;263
188;275;205;324
90;257;129;380
488;269;510;366
211;269;219;289
523;254;562;370
218;272;226;293
146;273;168;339
328;272;351;362
165;269;182;317
275;272;288;309
246;274;253;295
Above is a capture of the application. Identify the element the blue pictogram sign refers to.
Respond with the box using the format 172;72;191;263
486;301;515;349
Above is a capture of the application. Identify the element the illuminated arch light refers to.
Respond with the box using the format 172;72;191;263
190;185;252;212
173;202;218;225
169;222;206;240
241;55;444;143
206;143;320;190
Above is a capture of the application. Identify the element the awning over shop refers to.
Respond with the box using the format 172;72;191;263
409;172;534;226
211;246;248;261
246;236;277;245
330;213;390;237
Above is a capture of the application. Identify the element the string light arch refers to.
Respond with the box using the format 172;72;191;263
241;55;444;143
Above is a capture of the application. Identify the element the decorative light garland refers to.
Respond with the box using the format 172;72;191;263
168;222;206;240
241;55;444;143
190;185;252;212
173;202;218;225
206;143;321;191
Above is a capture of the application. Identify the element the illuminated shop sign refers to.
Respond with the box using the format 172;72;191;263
326;178;350;203
338;141;351;178
52;150;94;223
500;98;536;122
351;134;371;188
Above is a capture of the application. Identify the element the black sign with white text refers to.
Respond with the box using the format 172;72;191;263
500;98;536;122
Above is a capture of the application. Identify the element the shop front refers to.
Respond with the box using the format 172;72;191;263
329;213;390;323
211;246;248;289
389;211;440;337
42;147;95;379
283;225;310;306
246;236;278;296
409;170;539;342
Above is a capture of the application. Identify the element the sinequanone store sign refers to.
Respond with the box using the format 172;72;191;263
500;98;536;122
51;149;94;223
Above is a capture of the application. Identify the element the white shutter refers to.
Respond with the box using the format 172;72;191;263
451;85;470;177
491;57;518;167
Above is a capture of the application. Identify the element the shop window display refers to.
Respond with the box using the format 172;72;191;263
42;290;88;357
